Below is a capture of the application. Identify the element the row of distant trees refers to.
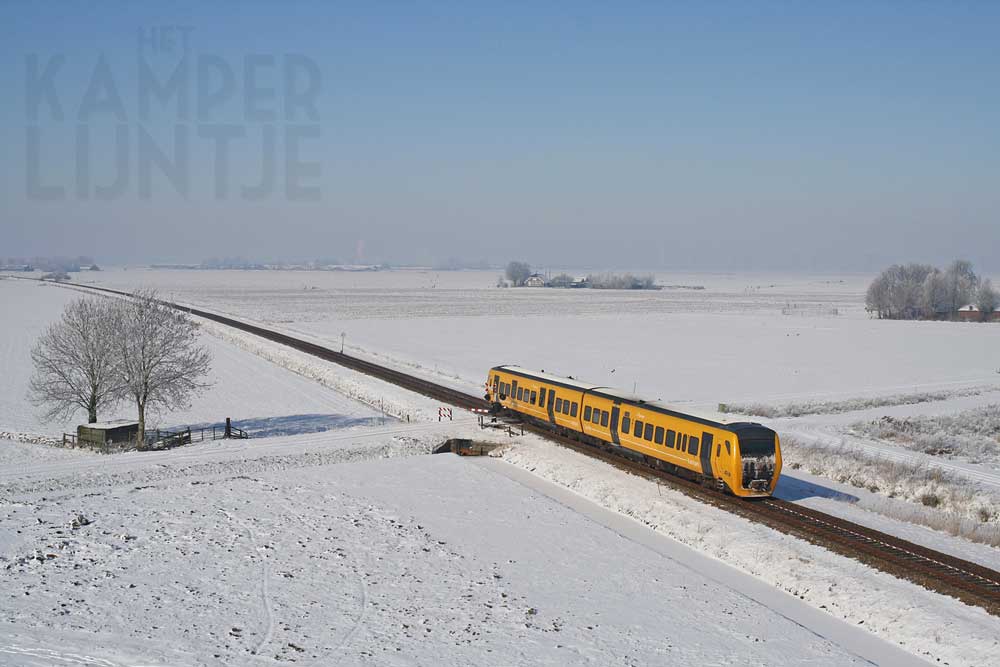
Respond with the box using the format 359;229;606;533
865;260;998;320
29;290;211;442
503;261;658;290
1;256;99;272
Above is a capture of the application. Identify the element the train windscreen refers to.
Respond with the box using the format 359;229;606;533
738;435;775;458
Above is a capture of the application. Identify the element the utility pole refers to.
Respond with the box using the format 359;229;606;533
340;331;346;354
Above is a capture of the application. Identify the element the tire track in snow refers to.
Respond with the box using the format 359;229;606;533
218;509;276;657
273;498;370;661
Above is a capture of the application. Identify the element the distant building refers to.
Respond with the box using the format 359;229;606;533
570;276;590;288
956;305;1000;322
525;274;547;287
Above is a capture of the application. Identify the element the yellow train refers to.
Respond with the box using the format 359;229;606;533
486;365;781;498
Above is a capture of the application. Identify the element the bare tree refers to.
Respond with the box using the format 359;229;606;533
29;297;122;424
505;261;531;287
865;263;934;319
976;279;998;322
114;290;211;445
921;270;951;319
944;259;978;315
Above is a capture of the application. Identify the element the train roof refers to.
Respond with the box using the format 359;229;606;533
492;365;600;391
492;365;775;436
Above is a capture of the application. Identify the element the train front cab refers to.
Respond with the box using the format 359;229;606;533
730;424;781;498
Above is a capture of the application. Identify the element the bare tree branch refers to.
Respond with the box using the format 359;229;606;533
28;297;123;424
114;289;212;445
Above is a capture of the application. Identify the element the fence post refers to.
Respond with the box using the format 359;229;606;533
225;417;232;439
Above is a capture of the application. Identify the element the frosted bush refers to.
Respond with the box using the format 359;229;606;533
851;405;1000;465
719;386;991;418
781;436;1000;547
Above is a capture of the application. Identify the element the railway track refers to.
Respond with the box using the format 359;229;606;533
29;278;1000;616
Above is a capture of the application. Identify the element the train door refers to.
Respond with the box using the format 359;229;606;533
610;404;621;445
700;432;714;477
546;388;556;423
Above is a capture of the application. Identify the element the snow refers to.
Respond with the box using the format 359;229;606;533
1;430;925;666
4;270;1000;665
496;437;1000;667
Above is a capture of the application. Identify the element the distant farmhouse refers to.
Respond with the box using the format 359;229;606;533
525;274;547;287
957;304;1000;322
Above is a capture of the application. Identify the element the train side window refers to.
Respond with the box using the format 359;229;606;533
584;406;592;421
539;388;546;405
689;437;699;456
555;398;563;412
516;387;524;401
725;440;731;455
621;412;631;433
666;430;676;448
716;443;721;457
654;426;664;444
530;391;537;405
564;401;572;415
594;409;602;424
633;421;643;437
570;402;578;417
600;411;609;427
679;434;687;452
643;423;654;440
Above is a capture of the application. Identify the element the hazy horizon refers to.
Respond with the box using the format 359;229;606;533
3;3;998;272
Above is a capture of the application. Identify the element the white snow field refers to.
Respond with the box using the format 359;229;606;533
3;271;999;665
1;428;933;667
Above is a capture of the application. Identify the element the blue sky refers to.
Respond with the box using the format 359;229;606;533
1;2;998;270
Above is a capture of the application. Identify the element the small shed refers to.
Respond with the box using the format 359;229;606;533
77;420;140;449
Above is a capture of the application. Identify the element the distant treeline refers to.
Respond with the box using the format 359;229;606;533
502;261;659;290
1;256;98;272
865;260;997;321
586;272;658;290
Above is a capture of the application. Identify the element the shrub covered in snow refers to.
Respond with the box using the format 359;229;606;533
850;405;1000;464
781;435;1000;546
719;386;991;418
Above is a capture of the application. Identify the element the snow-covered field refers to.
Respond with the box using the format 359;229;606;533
0;429;944;667
3;270;1000;666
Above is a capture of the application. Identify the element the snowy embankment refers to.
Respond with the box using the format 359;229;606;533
780;436;1000;547
495;438;1000;667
